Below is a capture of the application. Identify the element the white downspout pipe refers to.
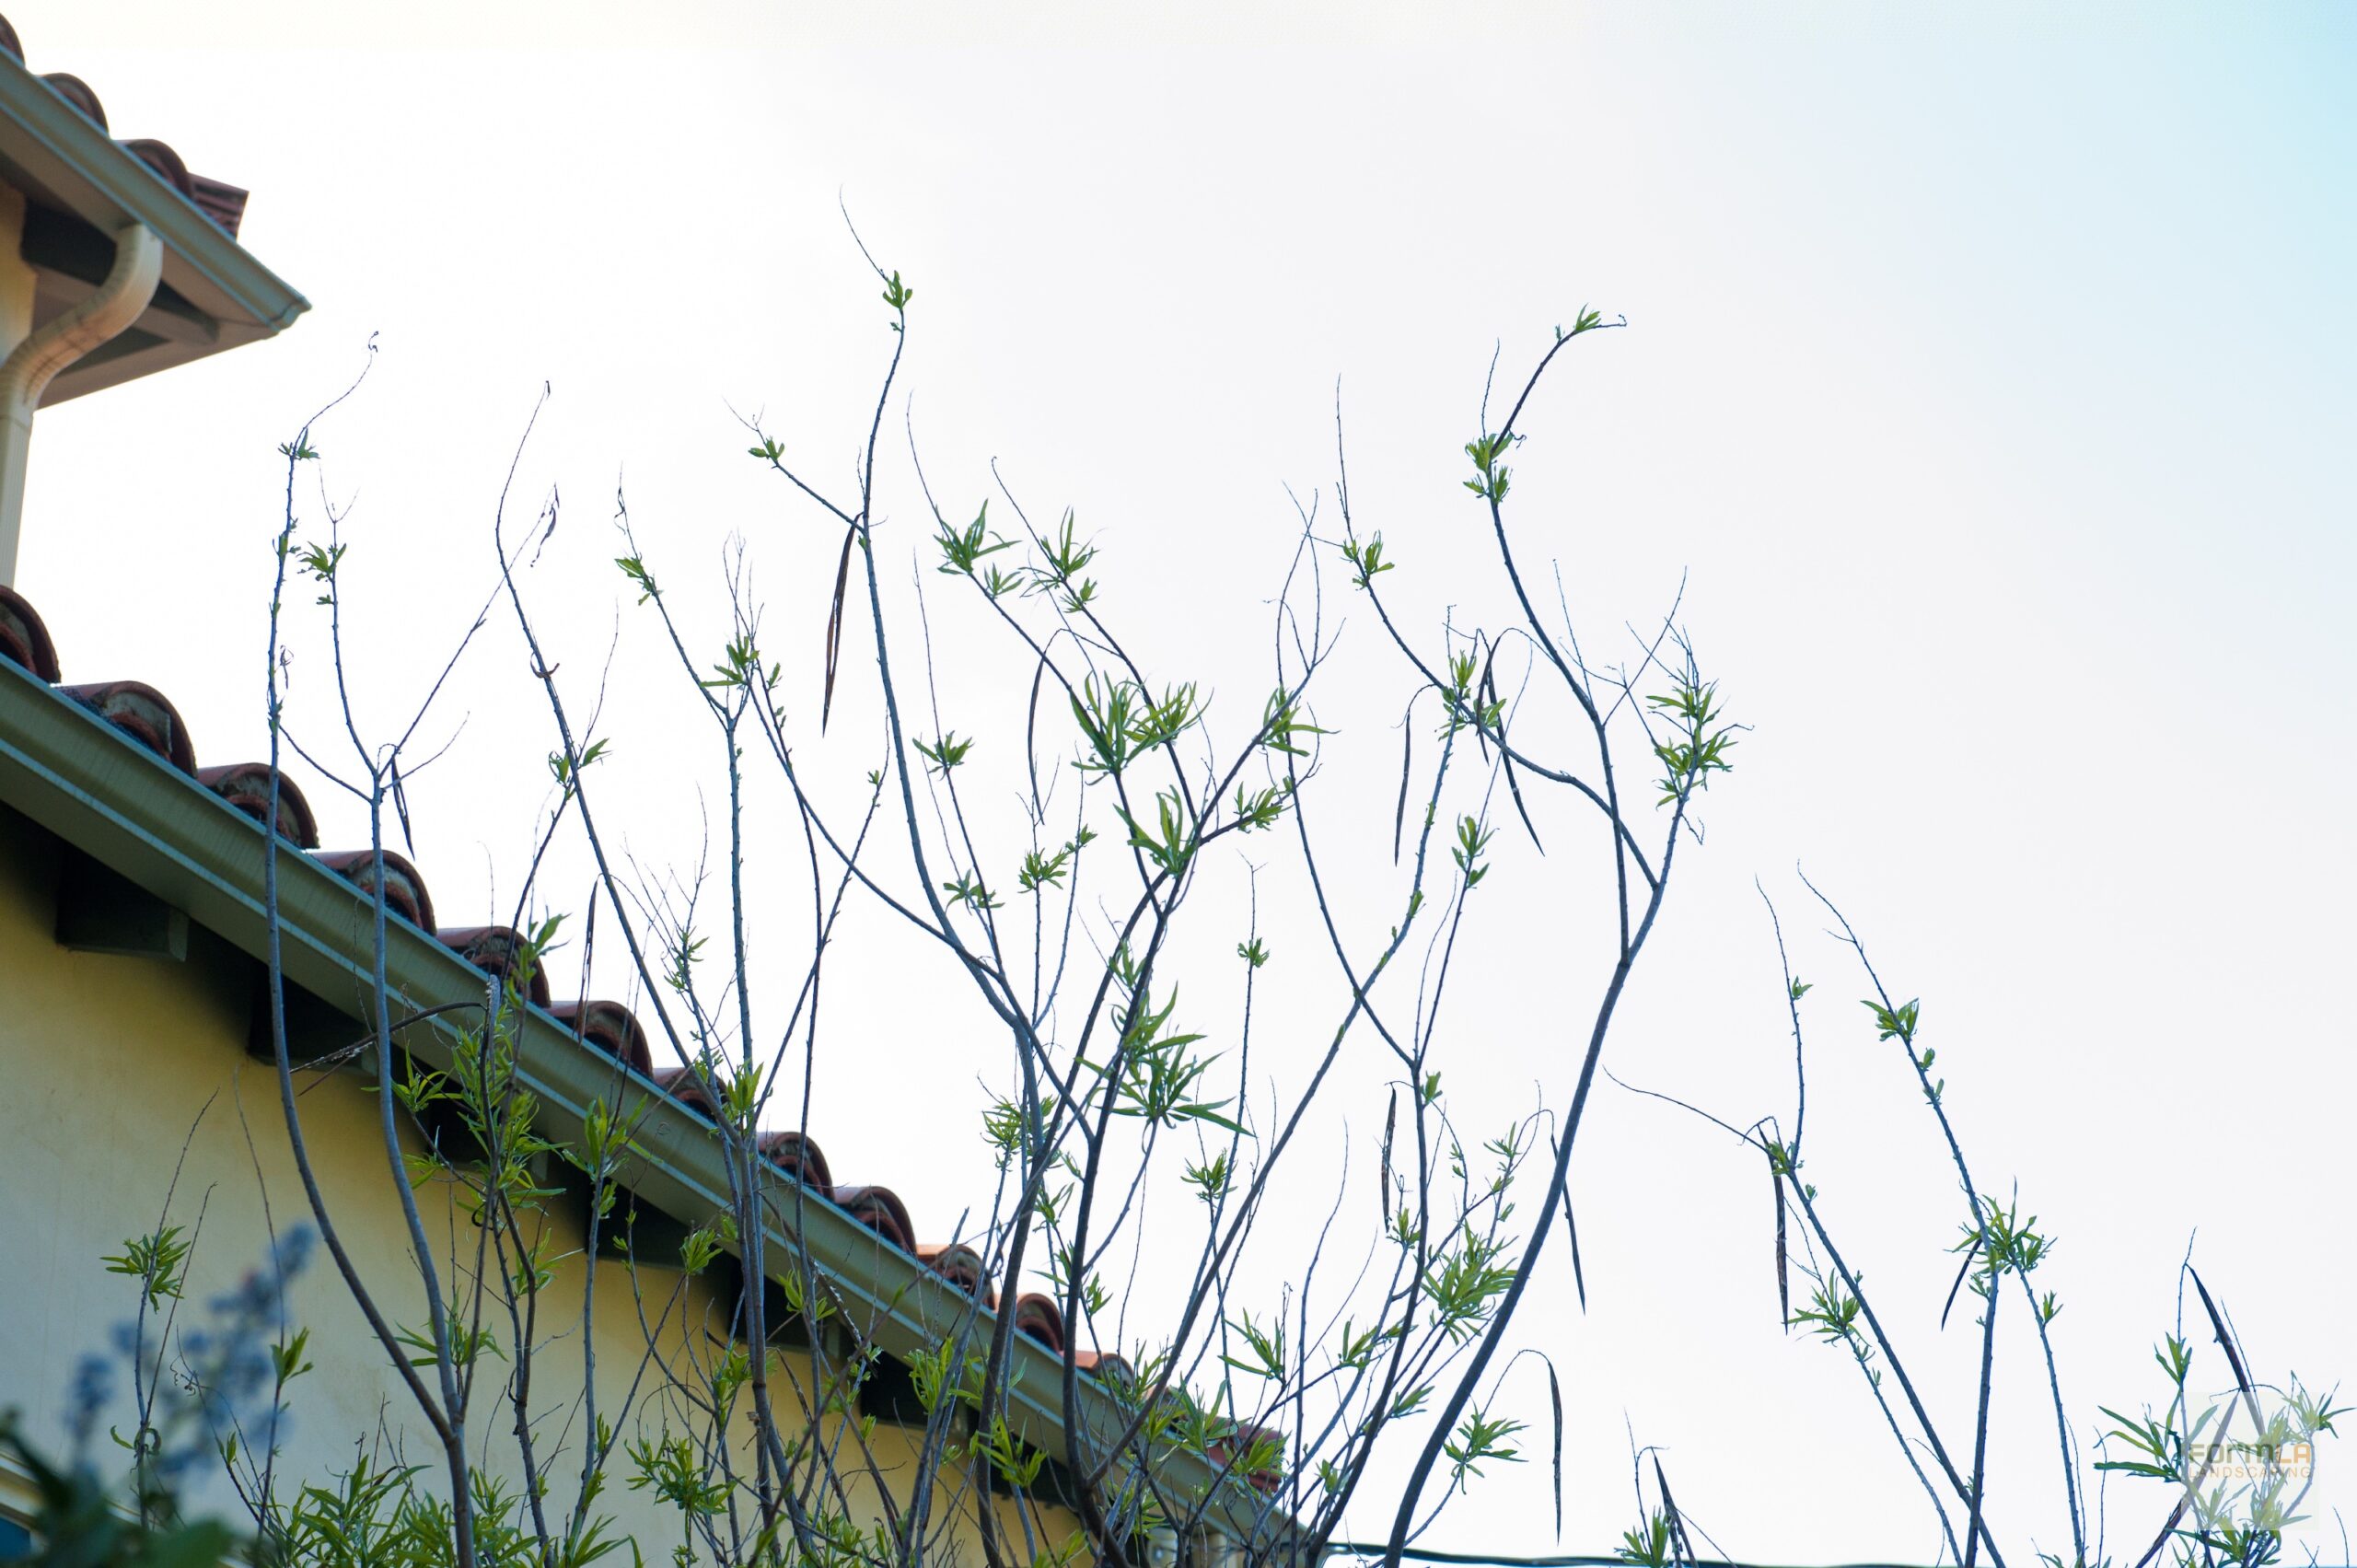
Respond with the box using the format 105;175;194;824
0;219;162;587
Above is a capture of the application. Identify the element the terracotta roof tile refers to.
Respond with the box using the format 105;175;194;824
0;585;60;680
916;1242;993;1307
1073;1349;1133;1387
186;175;248;238
436;925;553;1009
1012;1293;1065;1356
38;70;103;130
758;1128;832;1189
551;1000;653;1076
829;1184;916;1252
122;137;192;200
651;1063;717;1119
64;680;195;772
315;847;436;933
197;762;319;847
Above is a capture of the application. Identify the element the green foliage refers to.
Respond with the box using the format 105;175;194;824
102;1228;192;1313
390;1316;500;1371
1184;1149;1233;1203
1646;669;1737;807
1093;985;1244;1134
626;1434;729;1517
1334;1318;1395;1372
613;553;660;604
560;1092;645;1197
1444;1405;1527;1484
679;1213;737;1275
1462;431;1519;505
958;1415;1045;1491
1016;830;1092;894
296;540;347;605
1791;1279;1867;1354
1070;678;1202;779
981;1094;1029;1167
1341;531;1395;588
1116;788;1196;880
1617;1507;1674;1567
1231;783;1288;832
1029;509;1098;610
915;731;973;775
1422;1225;1519;1344
546;737;610;796
942;869;1003;913
1260;688;1328;756
1451;814;1495;889
700;632;780;697
271;1327;315;1390
1953;1193;2055;1290
1222;1310;1286;1381
1862;996;1922;1045
2096;1330;2347;1567
935;501;1016;580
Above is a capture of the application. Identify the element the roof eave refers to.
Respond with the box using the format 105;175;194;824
0;59;308;366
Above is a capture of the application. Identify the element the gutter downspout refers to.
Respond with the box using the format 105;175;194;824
0;219;162;587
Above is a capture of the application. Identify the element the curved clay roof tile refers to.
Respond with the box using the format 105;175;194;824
436;925;553;1009
121;138;192;199
1074;1349;1134;1388
196;763;319;848
758;1129;833;1191
551;1000;654;1076
0;585;60;680
314;848;436;933
1012;1292;1065;1356
829;1185;915;1252
0;16;22;64
915;1242;993;1307
63;681;194;772
40;72;105;129
653;1063;721;1121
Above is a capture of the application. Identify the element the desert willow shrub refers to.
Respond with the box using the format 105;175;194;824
94;254;1733;1568
20;273;2326;1568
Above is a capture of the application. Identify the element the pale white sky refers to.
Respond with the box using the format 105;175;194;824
9;3;2353;1561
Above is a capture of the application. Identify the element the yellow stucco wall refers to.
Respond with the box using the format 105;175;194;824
0;804;1087;1563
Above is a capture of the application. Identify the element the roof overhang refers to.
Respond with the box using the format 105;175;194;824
0;57;307;405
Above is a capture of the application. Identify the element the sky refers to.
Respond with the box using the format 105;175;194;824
7;2;2353;1562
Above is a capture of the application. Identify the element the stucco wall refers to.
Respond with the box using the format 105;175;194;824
0;804;1083;1562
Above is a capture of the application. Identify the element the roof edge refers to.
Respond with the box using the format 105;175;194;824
0;60;308;333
